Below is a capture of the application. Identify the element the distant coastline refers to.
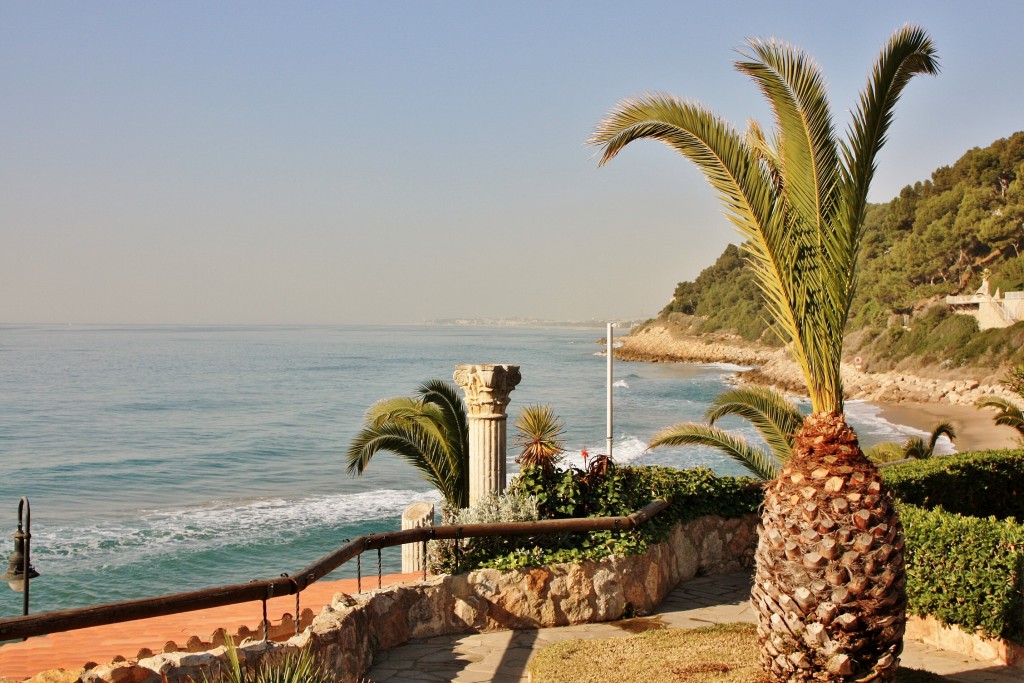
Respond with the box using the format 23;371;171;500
424;317;644;329
615;320;1022;452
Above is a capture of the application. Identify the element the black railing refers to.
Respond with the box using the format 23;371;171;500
0;499;670;642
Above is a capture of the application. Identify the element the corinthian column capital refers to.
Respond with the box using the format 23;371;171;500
453;364;521;417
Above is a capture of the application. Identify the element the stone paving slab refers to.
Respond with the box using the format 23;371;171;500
364;572;1023;683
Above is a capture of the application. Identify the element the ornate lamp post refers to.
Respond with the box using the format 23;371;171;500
1;497;39;617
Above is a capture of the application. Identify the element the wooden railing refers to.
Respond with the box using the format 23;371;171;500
0;499;670;642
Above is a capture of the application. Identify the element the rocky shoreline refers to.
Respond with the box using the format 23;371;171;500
616;323;1018;407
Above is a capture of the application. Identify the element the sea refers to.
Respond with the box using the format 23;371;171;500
0;324;930;617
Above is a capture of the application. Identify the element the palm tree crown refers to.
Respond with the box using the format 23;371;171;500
649;386;804;480
590;26;938;415
346;379;470;509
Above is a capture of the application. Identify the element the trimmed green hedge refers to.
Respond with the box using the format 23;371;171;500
899;503;1024;642
883;449;1024;520
883;450;1024;643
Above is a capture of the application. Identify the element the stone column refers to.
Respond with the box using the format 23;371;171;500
401;502;435;574
453;364;521;506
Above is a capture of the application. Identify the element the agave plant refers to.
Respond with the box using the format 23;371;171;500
592;25;937;682
513;403;566;473
866;421;956;464
648;386;804;481
205;640;336;683
346;379;470;508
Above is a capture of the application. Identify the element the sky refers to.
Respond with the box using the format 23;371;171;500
2;2;1022;325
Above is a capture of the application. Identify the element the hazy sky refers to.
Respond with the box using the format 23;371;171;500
3;2;1021;325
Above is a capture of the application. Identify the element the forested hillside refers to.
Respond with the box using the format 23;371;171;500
657;131;1024;369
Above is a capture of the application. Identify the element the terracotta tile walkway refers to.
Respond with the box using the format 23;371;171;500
0;572;420;681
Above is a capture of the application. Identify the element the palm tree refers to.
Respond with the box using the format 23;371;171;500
976;396;1024;440
591;26;938;682
346;379;470;509
513;404;566;473
867;421;956;464
648;386;804;481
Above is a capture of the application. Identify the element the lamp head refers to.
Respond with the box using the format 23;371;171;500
1;528;38;592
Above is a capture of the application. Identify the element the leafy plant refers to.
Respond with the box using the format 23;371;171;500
1001;363;1024;396
428;491;539;574
513;404;566;473
866;421;956;463
346;379;470;508
977;396;1024;438
203;640;336;683
648;386;804;480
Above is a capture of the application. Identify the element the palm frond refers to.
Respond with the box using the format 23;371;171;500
590;96;817;402
648;423;780;480
926;421;956;452
704;386;804;463
346;379;470;509
418;379;470;500
866;442;909;464
977;396;1024;433
737;38;840;239
839;25;939;330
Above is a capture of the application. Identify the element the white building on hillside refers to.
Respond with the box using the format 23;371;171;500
946;272;1024;329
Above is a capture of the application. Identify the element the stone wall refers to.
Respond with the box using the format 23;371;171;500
77;514;757;683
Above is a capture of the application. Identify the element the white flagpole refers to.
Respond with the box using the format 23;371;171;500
606;322;616;458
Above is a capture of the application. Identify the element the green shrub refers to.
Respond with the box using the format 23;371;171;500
883;449;1024;520
899;503;1024;642
428;492;540;574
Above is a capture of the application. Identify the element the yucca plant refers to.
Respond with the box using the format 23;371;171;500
204;640;336;683
866;421;956;464
346;379;470;508
649;386;804;480
513;404;566;473
592;25;938;682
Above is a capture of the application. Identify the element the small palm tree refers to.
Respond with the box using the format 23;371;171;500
867;421;956;464
346;380;470;509
648;386;804;480
976;396;1024;439
513;404;566;473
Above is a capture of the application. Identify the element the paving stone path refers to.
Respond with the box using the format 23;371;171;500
365;572;1022;683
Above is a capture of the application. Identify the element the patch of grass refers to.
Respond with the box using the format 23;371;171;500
525;623;950;683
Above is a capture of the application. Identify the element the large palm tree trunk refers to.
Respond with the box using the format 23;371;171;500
752;413;906;682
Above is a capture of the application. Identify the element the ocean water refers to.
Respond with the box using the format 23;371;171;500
0;324;927;617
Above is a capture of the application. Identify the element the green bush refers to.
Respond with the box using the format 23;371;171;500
899;503;1024;642
883;449;1024;520
428;491;540;574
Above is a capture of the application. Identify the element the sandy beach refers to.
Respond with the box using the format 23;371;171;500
617;322;1024;454
875;401;1020;452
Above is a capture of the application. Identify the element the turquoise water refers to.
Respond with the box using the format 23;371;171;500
0;324;922;616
